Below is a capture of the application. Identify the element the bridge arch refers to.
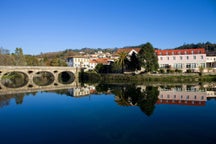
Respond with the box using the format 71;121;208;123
0;66;80;90
58;71;75;84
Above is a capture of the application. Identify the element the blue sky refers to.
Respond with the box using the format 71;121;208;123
0;0;215;55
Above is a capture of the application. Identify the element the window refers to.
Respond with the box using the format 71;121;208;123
186;96;189;99
193;56;196;59
167;57;169;60
194;95;197;99
174;95;176;99
191;63;196;68
180;56;183;60
167;95;170;98
186;63;191;68
201;55;203;59
187;56;189;60
160;57;163;60
201;96;204;100
173;56;176;60
200;63;205;68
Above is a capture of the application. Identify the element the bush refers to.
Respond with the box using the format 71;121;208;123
175;69;182;73
159;69;165;74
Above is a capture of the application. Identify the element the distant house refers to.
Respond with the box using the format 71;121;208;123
67;56;90;69
89;58;113;70
206;55;216;70
67;56;113;70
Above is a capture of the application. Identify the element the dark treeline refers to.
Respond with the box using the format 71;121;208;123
175;42;216;53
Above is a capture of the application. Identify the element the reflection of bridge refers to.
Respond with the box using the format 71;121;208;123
0;66;80;91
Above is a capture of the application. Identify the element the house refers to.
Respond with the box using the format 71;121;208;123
115;47;208;72
155;48;206;72
67;56;90;69
89;58;113;70
206;55;216;71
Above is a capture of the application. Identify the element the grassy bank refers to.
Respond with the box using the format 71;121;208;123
100;73;216;84
79;71;216;84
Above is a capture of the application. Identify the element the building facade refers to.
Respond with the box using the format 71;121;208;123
67;56;90;68
206;56;216;70
155;48;206;72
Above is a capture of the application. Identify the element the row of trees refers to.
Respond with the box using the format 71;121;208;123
176;41;216;52
0;47;67;66
95;42;159;73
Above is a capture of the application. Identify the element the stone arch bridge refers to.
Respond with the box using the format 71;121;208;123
0;66;81;93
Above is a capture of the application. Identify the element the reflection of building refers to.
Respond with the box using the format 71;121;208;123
157;85;207;106
206;90;216;98
72;85;96;97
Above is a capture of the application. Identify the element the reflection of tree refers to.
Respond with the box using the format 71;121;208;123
113;85;159;116
138;86;159;116
15;94;25;104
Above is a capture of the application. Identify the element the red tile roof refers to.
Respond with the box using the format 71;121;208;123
89;58;110;64
156;99;205;106
155;48;205;55
116;48;205;56
116;48;141;54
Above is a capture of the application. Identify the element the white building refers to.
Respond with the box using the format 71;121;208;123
67;56;90;69
155;48;206;72
206;55;216;70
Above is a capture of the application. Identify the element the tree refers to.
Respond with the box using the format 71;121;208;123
50;58;67;66
138;42;159;73
138;86;159;116
25;55;40;66
116;51;128;73
13;48;26;66
127;52;141;71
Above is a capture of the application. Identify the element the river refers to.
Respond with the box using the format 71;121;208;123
0;83;216;144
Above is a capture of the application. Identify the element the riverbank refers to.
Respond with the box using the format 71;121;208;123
98;73;216;84
79;71;216;84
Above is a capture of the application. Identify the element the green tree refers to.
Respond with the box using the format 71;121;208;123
116;51;128;73
25;55;40;66
127;52;141;71
138;42;159;73
13;48;26;66
50;58;67;66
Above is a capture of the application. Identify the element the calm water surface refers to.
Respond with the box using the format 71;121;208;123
0;84;216;144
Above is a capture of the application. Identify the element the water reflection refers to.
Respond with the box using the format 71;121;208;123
0;83;215;117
